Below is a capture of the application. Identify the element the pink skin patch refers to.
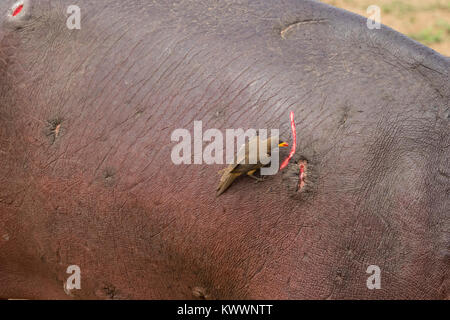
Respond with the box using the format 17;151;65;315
298;161;307;191
12;4;24;17
280;111;297;170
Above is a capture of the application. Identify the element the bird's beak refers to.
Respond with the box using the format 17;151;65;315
278;142;289;147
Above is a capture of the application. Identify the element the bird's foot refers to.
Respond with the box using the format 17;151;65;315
247;171;265;182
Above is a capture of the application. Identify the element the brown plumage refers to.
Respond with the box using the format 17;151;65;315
216;136;288;196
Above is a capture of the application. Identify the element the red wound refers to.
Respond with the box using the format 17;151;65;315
299;163;305;189
280;111;297;170
12;4;24;17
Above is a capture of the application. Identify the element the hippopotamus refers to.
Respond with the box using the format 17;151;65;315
0;0;448;299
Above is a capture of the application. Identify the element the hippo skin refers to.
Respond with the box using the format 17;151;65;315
0;0;448;299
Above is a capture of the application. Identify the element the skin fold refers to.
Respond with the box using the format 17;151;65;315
0;0;448;299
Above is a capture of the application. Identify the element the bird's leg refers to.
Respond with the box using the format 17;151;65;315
247;170;265;182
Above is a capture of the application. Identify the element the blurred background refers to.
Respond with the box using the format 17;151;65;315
321;0;450;56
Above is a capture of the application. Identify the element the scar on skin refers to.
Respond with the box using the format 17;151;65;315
280;19;328;39
297;160;307;192
102;168;117;187
192;286;210;300
104;168;115;180
47;118;63;143
53;124;61;138
95;284;118;299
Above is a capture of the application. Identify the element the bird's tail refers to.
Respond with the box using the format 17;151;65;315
216;170;240;196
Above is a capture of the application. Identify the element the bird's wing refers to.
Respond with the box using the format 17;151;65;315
231;136;277;174
231;150;271;173
230;163;262;174
216;165;241;195
229;136;259;171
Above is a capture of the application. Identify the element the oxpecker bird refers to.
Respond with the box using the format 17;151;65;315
216;136;288;196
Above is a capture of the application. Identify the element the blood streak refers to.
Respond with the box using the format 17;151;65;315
12;4;24;17
298;162;306;191
280;111;297;170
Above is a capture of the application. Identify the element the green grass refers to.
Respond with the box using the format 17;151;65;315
436;19;450;34
409;28;444;44
379;0;450;15
410;19;450;45
381;1;415;15
424;2;450;12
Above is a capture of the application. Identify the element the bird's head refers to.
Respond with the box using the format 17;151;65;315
264;136;289;154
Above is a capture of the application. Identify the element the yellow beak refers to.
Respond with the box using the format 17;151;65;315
278;142;289;147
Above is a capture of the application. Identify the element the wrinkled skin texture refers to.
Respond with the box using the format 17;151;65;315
0;0;448;299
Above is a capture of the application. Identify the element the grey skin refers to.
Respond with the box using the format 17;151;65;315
0;0;448;299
